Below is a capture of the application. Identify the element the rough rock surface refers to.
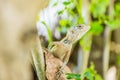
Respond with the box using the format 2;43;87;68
43;49;71;80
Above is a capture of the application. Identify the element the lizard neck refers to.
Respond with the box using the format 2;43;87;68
61;37;71;44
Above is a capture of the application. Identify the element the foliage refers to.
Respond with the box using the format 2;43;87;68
54;0;84;34
41;21;53;43
90;0;109;18
38;0;120;79
116;53;120;66
90;0;120;31
39;0;120;39
90;21;103;35
38;0;120;41
66;73;81;80
66;63;102;80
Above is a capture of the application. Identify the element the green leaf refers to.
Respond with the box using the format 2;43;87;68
84;62;103;80
41;21;52;43
84;63;96;80
80;33;92;51
89;62;95;70
66;73;81;80
59;20;69;26
115;2;120;13
95;74;102;80
63;1;71;5
66;8;75;16
52;2;58;7
65;63;102;80
90;0;109;18
85;71;94;80
90;21;103;35
58;10;64;15
116;53;120;66
105;19;120;30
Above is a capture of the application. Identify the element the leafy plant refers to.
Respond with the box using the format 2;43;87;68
41;21;53;43
90;0;109;18
66;63;102;80
116;53;120;66
38;0;120;79
66;73;81;80
52;0;84;34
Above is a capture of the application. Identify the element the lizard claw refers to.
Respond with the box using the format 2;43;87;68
56;67;64;80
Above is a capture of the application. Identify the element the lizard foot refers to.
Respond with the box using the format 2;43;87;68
56;67;64;80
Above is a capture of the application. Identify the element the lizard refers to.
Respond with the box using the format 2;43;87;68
48;24;90;79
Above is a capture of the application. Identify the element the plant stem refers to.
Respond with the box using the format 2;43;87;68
80;0;92;79
31;37;45;80
103;0;114;79
103;26;111;79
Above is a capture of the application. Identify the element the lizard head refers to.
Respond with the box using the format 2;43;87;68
66;24;90;44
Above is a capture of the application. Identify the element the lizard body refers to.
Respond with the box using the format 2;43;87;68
49;24;90;78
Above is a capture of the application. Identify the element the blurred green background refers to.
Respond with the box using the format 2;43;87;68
37;0;120;80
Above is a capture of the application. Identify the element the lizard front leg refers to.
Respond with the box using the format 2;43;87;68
56;49;71;79
48;42;60;50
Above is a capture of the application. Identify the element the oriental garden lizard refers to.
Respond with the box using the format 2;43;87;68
49;24;90;79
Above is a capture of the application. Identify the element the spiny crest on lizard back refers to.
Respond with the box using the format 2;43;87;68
66;24;90;44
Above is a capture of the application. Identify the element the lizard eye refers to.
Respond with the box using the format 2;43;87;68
77;25;83;29
78;25;82;27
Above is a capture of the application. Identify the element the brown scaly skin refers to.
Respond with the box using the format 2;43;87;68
49;24;90;79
